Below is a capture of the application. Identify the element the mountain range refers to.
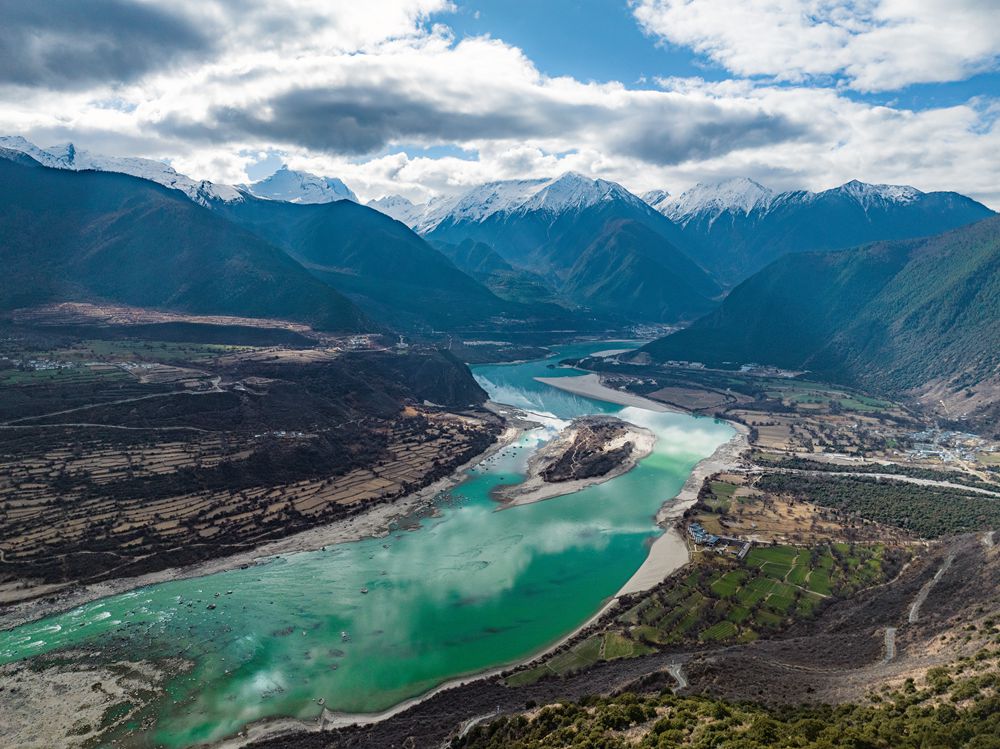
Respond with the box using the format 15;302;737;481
2;135;995;340
0;152;368;332
395;172;722;322
638;215;1000;430
642;177;993;284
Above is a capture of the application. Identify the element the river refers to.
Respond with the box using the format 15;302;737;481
0;341;732;747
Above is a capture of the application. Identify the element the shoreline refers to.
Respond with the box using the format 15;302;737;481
493;417;657;508
213;393;750;747
0;411;526;631
534;373;675;412
1;364;751;749
617;424;749;595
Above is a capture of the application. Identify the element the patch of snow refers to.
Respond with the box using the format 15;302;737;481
641;189;671;213
659;177;774;226
825;179;922;210
366;194;424;226
0;136;245;206
414;172;648;233
243;166;357;204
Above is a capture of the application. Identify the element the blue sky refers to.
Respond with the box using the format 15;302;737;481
2;0;998;206
444;0;724;86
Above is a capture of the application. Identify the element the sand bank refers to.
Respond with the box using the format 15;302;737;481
493;417;656;507
534;373;672;412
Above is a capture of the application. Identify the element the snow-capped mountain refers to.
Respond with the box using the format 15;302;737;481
656;177;774;226
640;189;671;213
243;166;357;204
831;179;921;210
644;177;929;226
0;136;242;205
413;172;651;234
641;176;992;283
366;194;425;225
412;171;717;323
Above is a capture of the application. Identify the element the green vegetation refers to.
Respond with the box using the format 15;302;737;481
459;648;1000;749
508;543;902;686
640;216;1000;414
754;453;998;491
758;473;1000;537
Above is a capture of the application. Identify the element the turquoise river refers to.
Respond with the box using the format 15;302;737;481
0;342;733;747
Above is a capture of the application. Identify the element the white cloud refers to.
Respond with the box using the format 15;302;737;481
631;0;1000;92
0;1;998;208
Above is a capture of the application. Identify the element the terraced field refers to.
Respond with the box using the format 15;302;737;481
508;541;905;685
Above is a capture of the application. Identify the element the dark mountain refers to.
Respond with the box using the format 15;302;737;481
562;219;721;320
639;216;1000;428
420;173;719;323
431;238;564;307
646;178;994;285
0;155;367;331
211;196;520;331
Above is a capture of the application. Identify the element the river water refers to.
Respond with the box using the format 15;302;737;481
0;342;732;747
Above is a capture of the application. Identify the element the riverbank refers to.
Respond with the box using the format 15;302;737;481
493;416;656;507
0;415;527;631
534;373;673;412
617;424;749;595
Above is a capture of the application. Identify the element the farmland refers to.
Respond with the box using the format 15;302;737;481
507;541;907;685
0;318;499;600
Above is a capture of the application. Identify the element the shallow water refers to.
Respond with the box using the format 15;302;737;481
0;342;732;747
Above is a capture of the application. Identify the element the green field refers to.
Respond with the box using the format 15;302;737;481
508;541;902;686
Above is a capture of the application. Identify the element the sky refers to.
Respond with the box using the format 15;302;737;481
1;0;999;207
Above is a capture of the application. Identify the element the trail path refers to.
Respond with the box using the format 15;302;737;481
667;662;688;691
909;553;955;624
757;467;1000;498
882;627;897;663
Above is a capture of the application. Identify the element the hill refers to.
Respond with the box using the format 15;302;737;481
212;196;526;331
639;216;1000;429
0;156;367;332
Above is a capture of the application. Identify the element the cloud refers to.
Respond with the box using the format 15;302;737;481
0;1;997;208
149;33;802;171
0;0;212;89
631;0;1000;92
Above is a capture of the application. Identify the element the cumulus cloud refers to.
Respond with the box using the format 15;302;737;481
0;0;997;207
631;0;1000;92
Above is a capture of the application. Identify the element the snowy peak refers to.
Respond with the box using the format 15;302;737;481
827;179;922;209
648;177;928;224
0;135;244;206
367;194;424;225
415;172;647;233
640;189;671;213
244;166;358;204
523;171;646;213
660;177;774;224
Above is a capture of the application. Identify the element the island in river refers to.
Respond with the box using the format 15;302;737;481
492;415;656;507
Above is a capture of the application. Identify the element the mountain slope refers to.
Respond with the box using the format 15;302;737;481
562;219;720;320
645;178;994;284
431;238;565;306
0;135;242;205
211;196;517;330
0;156;367;331
640;216;1000;425
419;173;718;322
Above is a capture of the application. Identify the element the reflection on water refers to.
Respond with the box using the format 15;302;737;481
0;342;732;747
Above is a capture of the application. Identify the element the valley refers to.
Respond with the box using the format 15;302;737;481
0;132;998;749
